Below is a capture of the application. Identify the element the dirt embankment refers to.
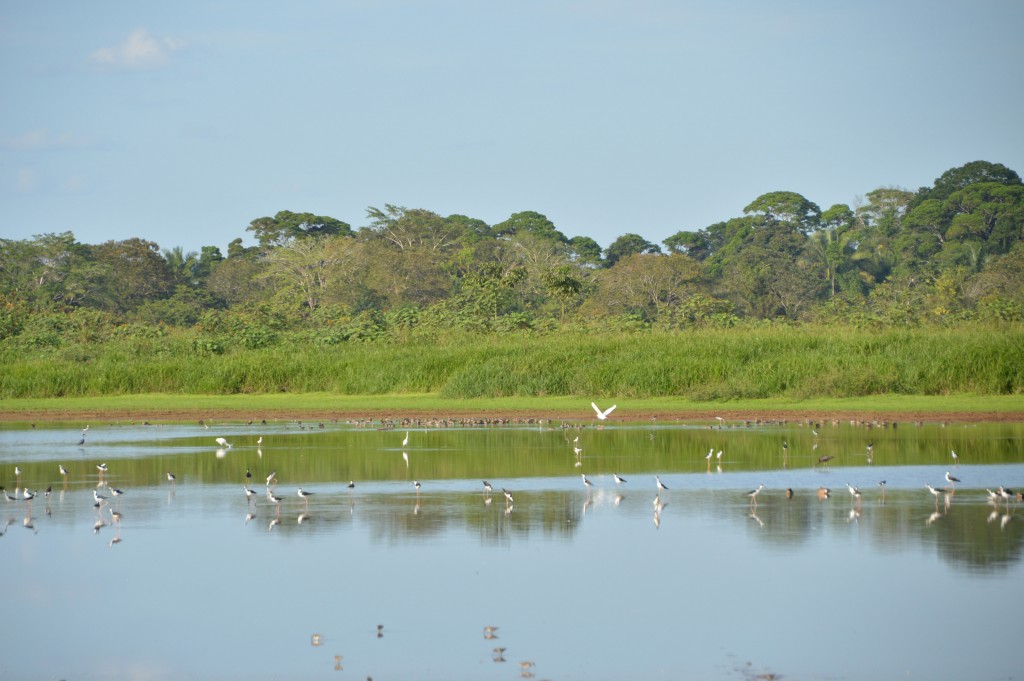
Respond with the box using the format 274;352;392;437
2;408;1021;424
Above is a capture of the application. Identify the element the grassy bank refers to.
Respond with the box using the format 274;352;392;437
2;392;1023;421
2;325;1022;402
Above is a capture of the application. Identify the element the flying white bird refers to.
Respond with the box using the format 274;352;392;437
591;402;617;420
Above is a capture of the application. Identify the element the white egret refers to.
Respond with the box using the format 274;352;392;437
591;402;617;421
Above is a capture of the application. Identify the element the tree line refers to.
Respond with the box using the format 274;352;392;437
2;160;1023;347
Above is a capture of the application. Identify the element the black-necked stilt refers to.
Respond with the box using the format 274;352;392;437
413;480;421;493
93;490;107;505
256;436;263;447
705;448;714;462
266;471;276;487
613;474;627;484
847;483;861;507
878;480;887;500
267;491;284;513
950;449;958;466
215;437;232;449
716;450;723;462
502;488;514;506
656;476;668;492
23;488;36;503
581;474;593;492
347;480;355;489
483;481;493;494
817;487;830;500
746;484;765;506
110;487;125;503
59;464;68;481
15;466;22;486
945;471;961;492
167;472;176;484
245;468;252;485
96;463;108;478
925;483;942;510
591;402;617;421
297;488;315;508
2;487;17;502
244;486;257;504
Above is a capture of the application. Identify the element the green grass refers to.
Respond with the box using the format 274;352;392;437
2;392;1023;421
2;325;1023;405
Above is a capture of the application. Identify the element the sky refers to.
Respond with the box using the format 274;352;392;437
2;0;1023;255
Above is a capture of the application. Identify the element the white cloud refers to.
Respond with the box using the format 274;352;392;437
90;28;185;68
1;129;90;150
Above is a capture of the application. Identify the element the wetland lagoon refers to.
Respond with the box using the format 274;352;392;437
2;416;1024;681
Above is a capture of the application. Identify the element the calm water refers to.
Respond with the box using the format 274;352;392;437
2;417;1023;681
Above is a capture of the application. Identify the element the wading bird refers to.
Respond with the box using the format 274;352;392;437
746;484;766;507
591;402;617;421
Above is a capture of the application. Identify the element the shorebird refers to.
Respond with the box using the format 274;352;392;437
878;480;887;501
347;480;355;489
110;487;125;503
267;491;284;513
96;463;108;479
265;471;277;487
716;450;723;462
591;402;617;421
167;472;177;484
482;481;493;494
244;486;257;504
817;487;830;500
705;448;714;463
945;471;961;492
613;474;627;484
215;437;232;449
14;466;22;486
847;483;862;507
59;464;68;482
746;484;766;507
502;488;514;505
402;431;410;447
815;455;835;467
297;488;315;509
93;490;107;506
656;476;669;492
925;483;942;510
413;481;421;493
582;474;594;494
256;436;263;447
950;449;958;466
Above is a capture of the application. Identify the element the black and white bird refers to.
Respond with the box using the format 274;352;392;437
581;474;594;492
656;476;669;492
482;481;493;494
945;471;961;489
746;484;766;506
613;474;627;484
297;488;315;508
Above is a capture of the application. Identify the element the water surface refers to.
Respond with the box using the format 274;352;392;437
2;417;1023;680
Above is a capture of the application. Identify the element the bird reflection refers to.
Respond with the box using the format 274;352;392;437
268;517;281;531
244;512;256;525
483;626;499;639
297;512;311;525
748;511;764;528
847;508;860;523
926;511;942;526
492;647;506;663
23;513;38;534
1001;513;1011;530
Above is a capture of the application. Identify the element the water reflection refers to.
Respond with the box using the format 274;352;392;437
1;418;1023;680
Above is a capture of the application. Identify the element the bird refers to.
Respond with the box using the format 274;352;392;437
482;481;493;494
847;483;862;506
591;402;617;421
215;437;232;449
613;474;627;484
656;476;669;492
93;490;107;505
245;468;252;485
878;480;887;500
347;480;355;489
945;471;961;490
59;464;68;481
925;483;942;509
705;448;714;462
716;450;724;462
110;487;125;501
413;480;421;493
502;488;514;505
582;474;593;492
950;449;958;466
297;488;315;508
817;487;831;500
746;484;766;507
77;433;87;446
256;436;263;446
402;431;410;447
14;466;22;486
166;472;176;484
265;471;277;487
483;625;499;639
244;486;257;504
96;463;108;478
815;455;835;467
786;488;794;499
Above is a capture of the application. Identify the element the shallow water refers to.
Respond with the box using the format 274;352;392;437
2;417;1023;680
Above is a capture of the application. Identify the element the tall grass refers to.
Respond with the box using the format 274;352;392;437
2;325;1022;399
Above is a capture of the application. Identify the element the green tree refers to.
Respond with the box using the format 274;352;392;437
493;211;567;243
604;233;661;267
246;210;352;249
743;191;821;232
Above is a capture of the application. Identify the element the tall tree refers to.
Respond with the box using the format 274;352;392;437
604;233;661;267
246;210;352;248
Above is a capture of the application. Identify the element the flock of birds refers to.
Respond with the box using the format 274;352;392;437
5;412;1022;540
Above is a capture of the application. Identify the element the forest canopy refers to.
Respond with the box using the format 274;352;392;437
3;160;1024;347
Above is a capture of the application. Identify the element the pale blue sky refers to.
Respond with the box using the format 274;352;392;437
2;1;1022;254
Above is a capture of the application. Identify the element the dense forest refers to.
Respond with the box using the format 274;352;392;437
2;160;1023;351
